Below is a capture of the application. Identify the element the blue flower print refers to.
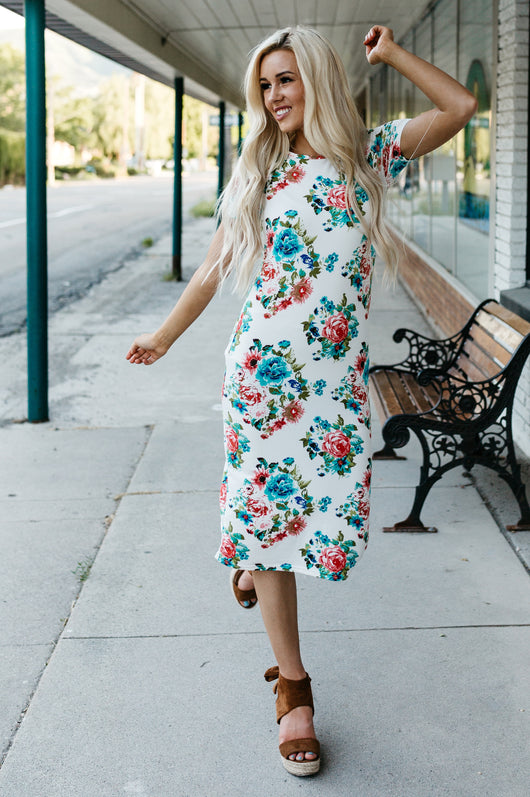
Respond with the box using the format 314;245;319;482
287;378;302;393
265;472;296;501
318;496;332;512
256;356;291;385
314;379;327;396
325;252;338;272
285;209;298;217
273;228;303;262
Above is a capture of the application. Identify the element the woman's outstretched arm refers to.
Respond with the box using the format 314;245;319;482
126;223;226;365
364;25;478;159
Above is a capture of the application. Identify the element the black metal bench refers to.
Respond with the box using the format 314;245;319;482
369;299;530;532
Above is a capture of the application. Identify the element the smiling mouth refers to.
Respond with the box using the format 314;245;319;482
274;106;291;120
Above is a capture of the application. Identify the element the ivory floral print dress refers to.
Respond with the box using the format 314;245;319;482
215;119;410;581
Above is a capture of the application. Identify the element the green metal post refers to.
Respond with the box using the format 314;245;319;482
237;111;244;156
217;100;225;200
25;0;48;422
172;76;183;280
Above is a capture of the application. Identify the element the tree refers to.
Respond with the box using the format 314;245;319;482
0;44;25;133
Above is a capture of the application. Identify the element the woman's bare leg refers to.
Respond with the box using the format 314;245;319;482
252;570;317;762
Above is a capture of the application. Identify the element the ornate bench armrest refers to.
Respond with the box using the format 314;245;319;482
384;327;467;375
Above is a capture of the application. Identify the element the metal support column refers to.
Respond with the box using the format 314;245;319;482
25;0;48;422
237;111;244;156
172;76;183;280
217;100;225;200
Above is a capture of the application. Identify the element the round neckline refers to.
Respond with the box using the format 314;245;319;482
288;150;326;161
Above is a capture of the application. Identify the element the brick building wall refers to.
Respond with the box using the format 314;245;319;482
495;0;530;455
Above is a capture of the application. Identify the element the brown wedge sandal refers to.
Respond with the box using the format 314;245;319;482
230;569;258;609
264;666;321;776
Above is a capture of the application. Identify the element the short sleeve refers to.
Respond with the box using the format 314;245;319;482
365;119;411;185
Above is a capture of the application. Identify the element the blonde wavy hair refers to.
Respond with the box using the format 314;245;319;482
217;25;397;293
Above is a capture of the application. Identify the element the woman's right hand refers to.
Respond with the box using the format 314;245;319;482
126;332;169;365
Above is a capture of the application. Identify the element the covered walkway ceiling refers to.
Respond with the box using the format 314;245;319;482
2;0;431;107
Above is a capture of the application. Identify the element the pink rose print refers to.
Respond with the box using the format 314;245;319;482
322;430;351;458
219;536;236;559
247;496;272;517
319;546;347;572
322;313;349;343
326;185;348;209
266;232;275;249
262;261;277;280
219;481;227;509
239;384;263;406
225;427;239;453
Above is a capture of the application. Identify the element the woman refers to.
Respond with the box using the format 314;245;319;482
127;25;476;777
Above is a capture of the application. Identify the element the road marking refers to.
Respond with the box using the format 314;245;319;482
0;204;94;229
0;216;26;229
49;204;94;218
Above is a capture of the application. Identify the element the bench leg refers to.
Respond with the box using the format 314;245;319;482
478;417;530;531
500;471;530;531
382;428;440;532
373;442;406;461
382;479;438;533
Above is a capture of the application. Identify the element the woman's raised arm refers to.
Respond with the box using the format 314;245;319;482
126;222;227;365
364;25;478;159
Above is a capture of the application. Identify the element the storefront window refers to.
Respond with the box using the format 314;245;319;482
431;0;458;273
456;0;492;298
367;0;493;299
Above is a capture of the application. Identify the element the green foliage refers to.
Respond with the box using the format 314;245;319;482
0;128;25;185
0;44;25;133
72;556;94;583
189;197;217;217
92;74;131;161
145;80;173;159
52;86;95;151
0;41;224;183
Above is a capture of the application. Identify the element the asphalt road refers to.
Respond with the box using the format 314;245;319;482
0;171;217;336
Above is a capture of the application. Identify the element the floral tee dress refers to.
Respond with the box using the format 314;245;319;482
215;119;410;581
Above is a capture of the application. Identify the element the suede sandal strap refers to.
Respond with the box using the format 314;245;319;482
231;570;257;608
263;666;314;724
279;738;320;760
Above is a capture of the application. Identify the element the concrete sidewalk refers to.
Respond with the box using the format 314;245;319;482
0;214;529;796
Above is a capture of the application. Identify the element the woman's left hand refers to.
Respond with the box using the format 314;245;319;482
364;25;394;65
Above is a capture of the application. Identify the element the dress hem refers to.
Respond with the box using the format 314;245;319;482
214;553;357;581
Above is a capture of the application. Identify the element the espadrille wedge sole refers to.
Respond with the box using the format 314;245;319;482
264;666;321;777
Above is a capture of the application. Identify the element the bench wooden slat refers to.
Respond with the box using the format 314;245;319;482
455;341;500;381
475;309;524;353
468;325;512;368
483;301;530;337
387;371;421;414
370;370;440;419
370;371;406;418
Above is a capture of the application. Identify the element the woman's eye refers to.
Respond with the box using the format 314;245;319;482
260;82;270;91
280;77;292;84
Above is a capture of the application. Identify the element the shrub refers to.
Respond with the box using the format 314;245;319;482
189;197;216;218
0;128;25;185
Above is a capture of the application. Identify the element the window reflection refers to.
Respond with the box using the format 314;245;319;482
368;0;493;299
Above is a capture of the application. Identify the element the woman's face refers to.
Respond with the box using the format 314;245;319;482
259;49;305;139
